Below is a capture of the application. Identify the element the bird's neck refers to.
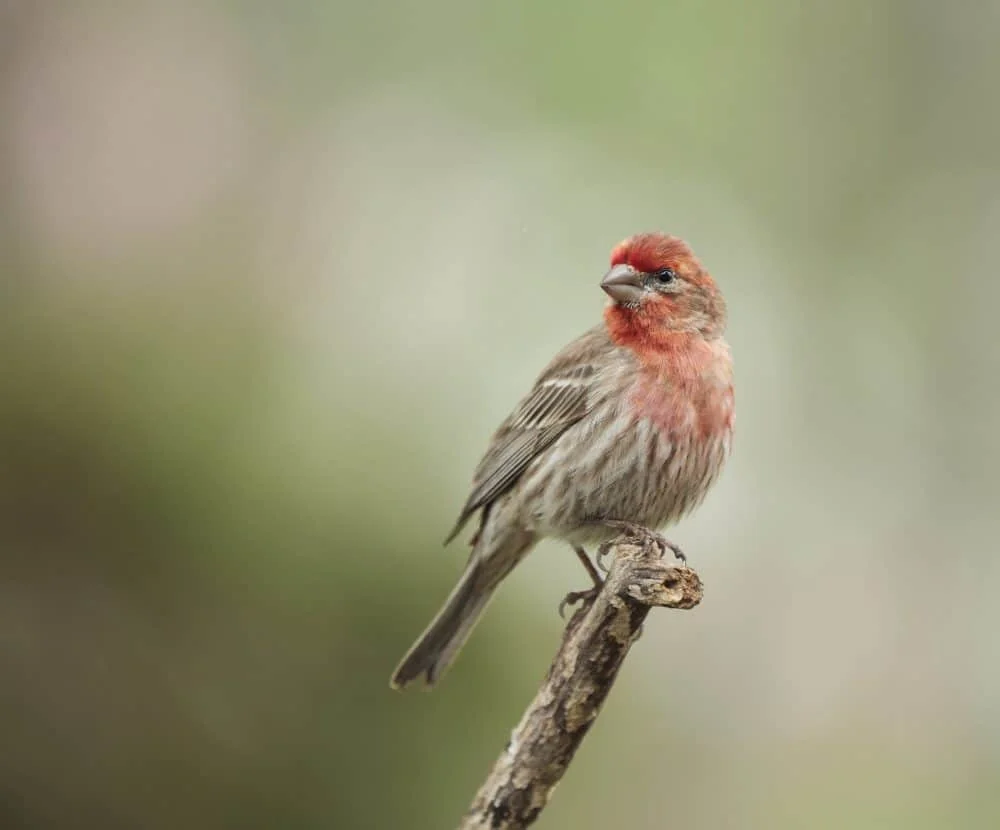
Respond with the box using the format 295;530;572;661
604;305;721;377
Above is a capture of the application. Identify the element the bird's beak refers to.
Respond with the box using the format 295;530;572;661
601;264;644;305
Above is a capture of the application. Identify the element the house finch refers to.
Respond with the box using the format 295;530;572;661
391;232;733;689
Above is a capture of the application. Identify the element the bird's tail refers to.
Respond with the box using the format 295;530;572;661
390;557;502;689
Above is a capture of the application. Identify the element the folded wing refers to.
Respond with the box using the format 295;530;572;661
444;326;613;543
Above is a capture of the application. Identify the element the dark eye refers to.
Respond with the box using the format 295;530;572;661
652;268;677;284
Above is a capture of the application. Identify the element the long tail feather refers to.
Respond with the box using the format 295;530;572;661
390;560;498;689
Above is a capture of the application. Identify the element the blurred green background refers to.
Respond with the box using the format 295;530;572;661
2;1;1000;828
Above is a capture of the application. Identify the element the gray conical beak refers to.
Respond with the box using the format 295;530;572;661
601;264;644;305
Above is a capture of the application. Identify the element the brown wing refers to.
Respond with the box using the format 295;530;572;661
444;325;613;544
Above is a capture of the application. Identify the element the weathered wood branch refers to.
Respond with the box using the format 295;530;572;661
458;534;703;830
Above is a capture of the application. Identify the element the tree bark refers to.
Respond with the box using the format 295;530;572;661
458;534;703;829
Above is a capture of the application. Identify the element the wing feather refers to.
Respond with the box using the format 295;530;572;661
444;326;614;543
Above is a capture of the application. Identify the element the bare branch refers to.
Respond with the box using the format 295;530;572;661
458;535;703;829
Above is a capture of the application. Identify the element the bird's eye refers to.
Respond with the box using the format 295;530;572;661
653;268;677;284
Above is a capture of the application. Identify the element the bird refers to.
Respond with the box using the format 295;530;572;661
390;232;734;689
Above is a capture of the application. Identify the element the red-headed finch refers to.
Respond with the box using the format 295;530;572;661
391;232;733;689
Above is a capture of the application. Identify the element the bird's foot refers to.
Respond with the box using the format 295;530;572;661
601;520;687;564
559;586;600;619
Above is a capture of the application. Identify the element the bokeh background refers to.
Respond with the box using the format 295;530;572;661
3;2;1000;828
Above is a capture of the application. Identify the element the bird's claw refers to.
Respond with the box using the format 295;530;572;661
596;544;613;573
559;587;600;619
602;520;687;564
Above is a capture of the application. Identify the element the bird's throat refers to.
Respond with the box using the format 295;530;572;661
604;303;698;365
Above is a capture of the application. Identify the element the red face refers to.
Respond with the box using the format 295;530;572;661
601;233;725;338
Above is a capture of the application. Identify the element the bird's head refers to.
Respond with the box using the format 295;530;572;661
601;233;726;340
